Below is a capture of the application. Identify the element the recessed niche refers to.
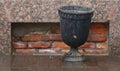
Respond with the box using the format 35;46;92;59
11;22;109;55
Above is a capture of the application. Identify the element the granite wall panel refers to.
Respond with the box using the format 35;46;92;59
0;0;120;55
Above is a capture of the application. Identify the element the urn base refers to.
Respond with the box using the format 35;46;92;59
63;48;85;62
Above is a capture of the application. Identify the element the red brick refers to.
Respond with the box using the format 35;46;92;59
52;42;95;48
39;48;62;53
90;23;107;34
60;49;107;54
47;26;60;34
79;42;95;48
78;50;85;54
52;42;70;48
84;49;107;54
61;50;84;54
28;42;51;48
15;49;36;53
38;48;60;53
61;50;69;53
96;42;107;48
41;34;62;41
13;42;27;48
22;34;41;41
12;36;20;41
88;35;107;42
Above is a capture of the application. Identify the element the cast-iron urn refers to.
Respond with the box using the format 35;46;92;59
58;5;94;61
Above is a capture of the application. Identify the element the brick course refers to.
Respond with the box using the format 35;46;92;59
52;42;70;48
88;35;107;42
90;23;107;34
22;34;41;41
28;42;51;48
15;49;36;53
41;34;62;41
13;42;27;49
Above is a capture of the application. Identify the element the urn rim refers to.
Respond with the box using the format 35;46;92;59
58;5;94;14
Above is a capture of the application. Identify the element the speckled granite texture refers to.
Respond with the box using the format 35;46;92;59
0;0;120;55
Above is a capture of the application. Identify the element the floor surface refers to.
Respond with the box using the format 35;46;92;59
0;55;120;71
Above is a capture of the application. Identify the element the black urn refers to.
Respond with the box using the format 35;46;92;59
58;5;94;61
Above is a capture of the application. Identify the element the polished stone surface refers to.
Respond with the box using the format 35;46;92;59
0;55;120;71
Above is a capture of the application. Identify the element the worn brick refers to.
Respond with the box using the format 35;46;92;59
79;42;95;48
15;49;36;53
90;23;107;34
12;36;20;42
52;42;95;48
39;48;61;53
88;35;107;42
13;42;27;48
59;49;107;54
78;50;85;54
22;34;41;41
28;42;51;48
61;49;84;54
38;48;60;53
84;49;108;54
61;50;69;53
47;26;61;34
96;42;108;48
52;42;70;48
41;34;62;41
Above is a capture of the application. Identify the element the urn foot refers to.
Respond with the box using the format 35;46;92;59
63;48;85;62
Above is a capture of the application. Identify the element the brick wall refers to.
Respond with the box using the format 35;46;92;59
12;22;109;55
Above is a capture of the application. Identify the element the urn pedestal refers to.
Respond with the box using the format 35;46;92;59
58;6;94;61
